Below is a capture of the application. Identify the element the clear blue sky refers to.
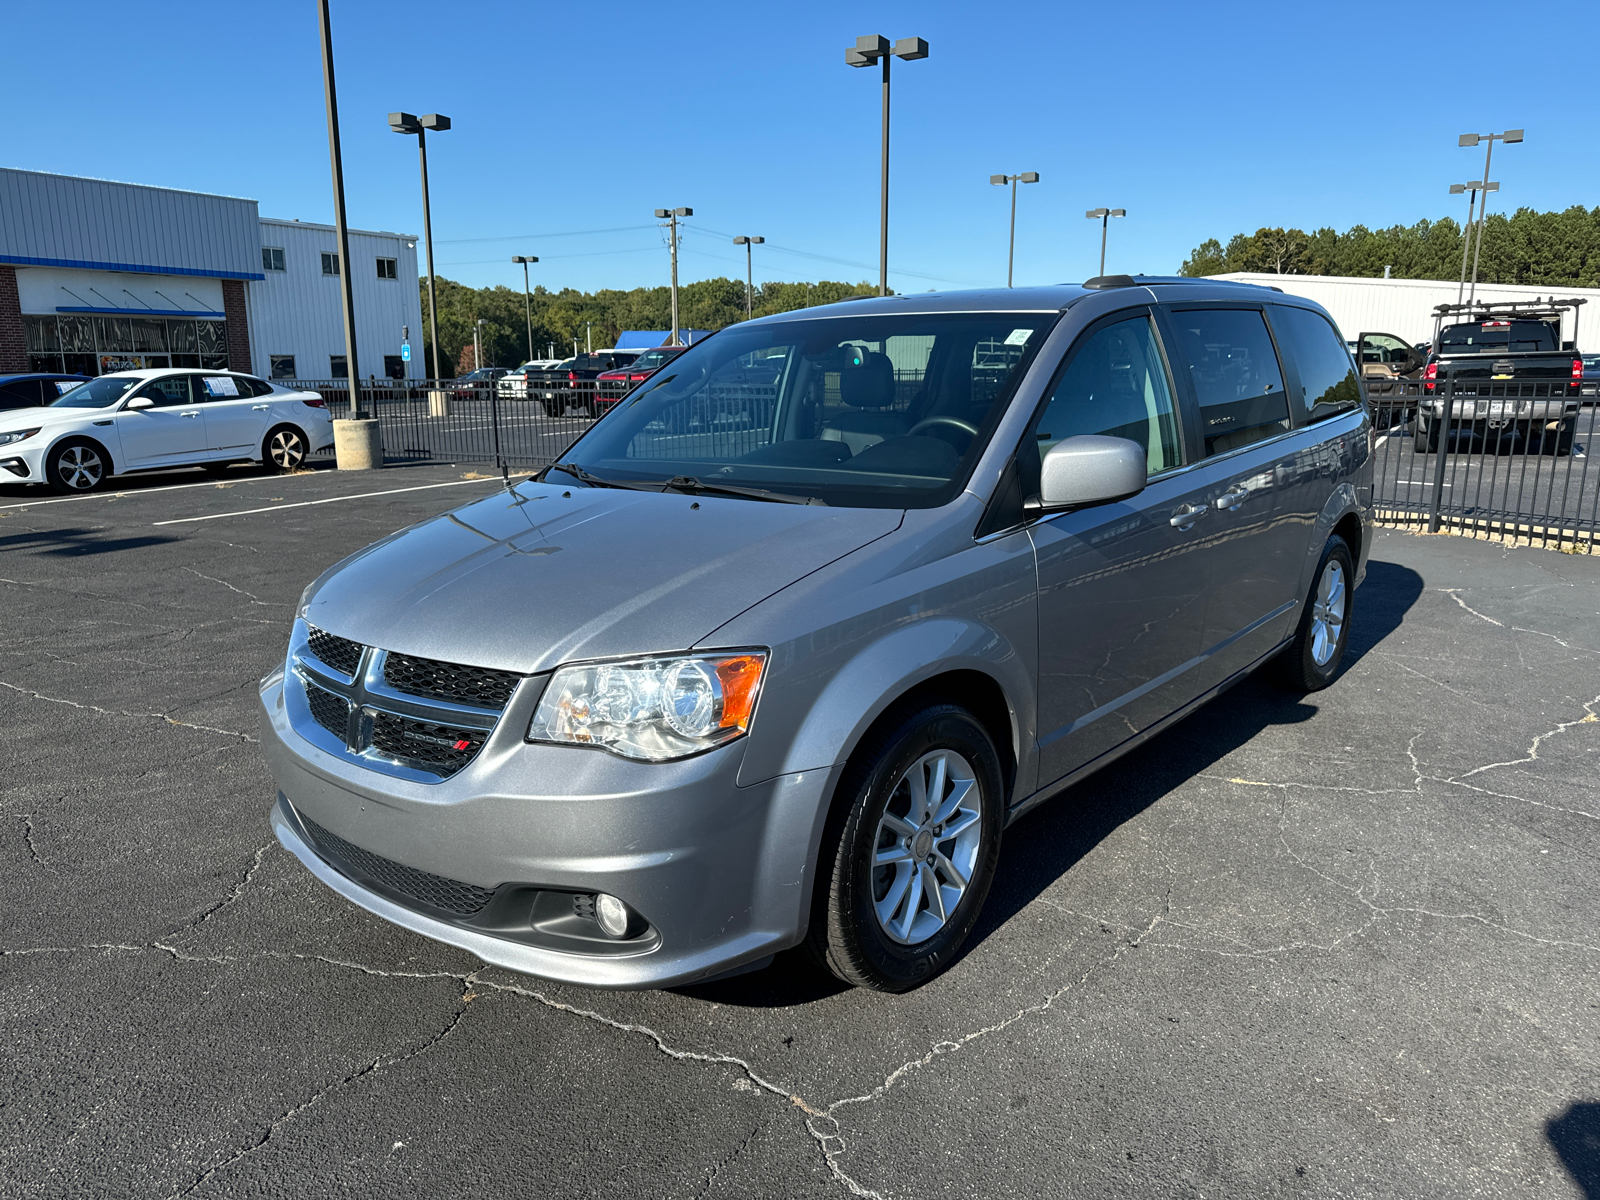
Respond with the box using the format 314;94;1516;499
8;0;1597;295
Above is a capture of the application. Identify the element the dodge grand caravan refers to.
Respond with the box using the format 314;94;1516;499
260;277;1371;993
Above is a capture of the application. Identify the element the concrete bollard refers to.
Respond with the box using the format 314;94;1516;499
428;389;451;418
333;418;383;470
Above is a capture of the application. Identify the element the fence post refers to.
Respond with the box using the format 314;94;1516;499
1428;374;1452;532
490;382;506;483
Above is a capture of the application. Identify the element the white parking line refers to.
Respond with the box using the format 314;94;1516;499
151;476;526;525
0;469;347;512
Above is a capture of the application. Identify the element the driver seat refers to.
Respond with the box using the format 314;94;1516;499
821;352;907;455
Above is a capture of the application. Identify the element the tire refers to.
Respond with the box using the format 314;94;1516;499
262;425;308;473
1413;421;1435;453
1548;418;1576;456
45;438;110;494
1275;536;1354;693
806;702;1005;992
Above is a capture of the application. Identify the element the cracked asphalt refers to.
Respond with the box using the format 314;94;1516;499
3;461;1599;1199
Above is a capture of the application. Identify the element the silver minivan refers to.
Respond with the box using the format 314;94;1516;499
260;278;1371;993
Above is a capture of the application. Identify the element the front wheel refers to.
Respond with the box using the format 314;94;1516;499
45;438;109;494
262;425;307;473
1275;536;1354;693
807;702;1004;993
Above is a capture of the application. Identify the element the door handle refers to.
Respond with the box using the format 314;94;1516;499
1216;489;1249;511
180;410;200;418
251;404;271;411
1170;502;1209;529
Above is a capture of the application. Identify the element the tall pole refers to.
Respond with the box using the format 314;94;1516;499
1455;187;1478;307
1468;139;1494;306
669;212;681;346
1007;177;1018;288
418;131;440;381
1099;213;1109;277
473;319;481;374
316;0;361;411
879;53;891;296
745;240;754;318
519;260;532;363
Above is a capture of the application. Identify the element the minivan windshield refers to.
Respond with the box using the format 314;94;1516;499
548;311;1056;509
1439;319;1558;353
50;376;141;408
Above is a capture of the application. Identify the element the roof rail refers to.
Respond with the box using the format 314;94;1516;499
1432;298;1587;317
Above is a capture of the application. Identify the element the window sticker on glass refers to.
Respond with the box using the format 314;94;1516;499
53;381;79;395
1004;328;1033;346
202;376;240;397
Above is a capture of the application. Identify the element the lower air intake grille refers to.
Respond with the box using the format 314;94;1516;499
306;626;363;677
384;652;522;710
369;710;486;776
305;680;351;740
300;813;496;916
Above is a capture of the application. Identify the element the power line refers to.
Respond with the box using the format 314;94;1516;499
434;224;657;245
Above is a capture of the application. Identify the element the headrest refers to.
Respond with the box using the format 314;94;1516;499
839;351;896;409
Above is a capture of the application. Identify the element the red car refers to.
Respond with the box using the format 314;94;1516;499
594;345;688;412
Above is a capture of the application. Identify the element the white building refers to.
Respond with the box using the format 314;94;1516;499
1216;272;1599;349
0;167;423;383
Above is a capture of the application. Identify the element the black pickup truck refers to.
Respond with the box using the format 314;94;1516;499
1414;299;1585;454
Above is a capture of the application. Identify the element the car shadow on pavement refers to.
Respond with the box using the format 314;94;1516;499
0;526;179;556
684;554;1425;1008
1548;1103;1600;1198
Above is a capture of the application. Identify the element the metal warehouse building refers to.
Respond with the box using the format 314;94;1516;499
1217;271;1600;348
0;167;422;383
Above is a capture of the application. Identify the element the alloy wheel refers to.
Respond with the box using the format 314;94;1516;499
1310;560;1347;667
56;444;104;490
269;429;306;470
871;748;983;945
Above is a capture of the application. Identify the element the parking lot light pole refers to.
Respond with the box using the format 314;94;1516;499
317;0;364;425
474;318;487;376
654;208;692;345
989;173;1039;287
388;112;450;381
846;34;929;296
1085;208;1126;277
1448;182;1495;306
733;236;764;319
511;256;537;364
1459;130;1522;305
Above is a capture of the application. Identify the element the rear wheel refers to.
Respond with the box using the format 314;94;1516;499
1275;536;1354;693
807;702;1004;992
263;425;307;472
45;438;109;494
1414;419;1439;453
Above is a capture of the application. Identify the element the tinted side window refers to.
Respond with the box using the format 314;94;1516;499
0;380;44;407
1029;315;1183;477
136;376;196;407
1166;308;1288;457
1273;306;1360;423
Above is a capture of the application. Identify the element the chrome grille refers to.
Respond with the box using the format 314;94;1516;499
383;652;522;710
305;679;351;739
300;812;497;916
306;625;363;676
370;711;486;777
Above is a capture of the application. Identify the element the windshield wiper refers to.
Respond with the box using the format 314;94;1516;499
543;462;661;491
658;475;825;506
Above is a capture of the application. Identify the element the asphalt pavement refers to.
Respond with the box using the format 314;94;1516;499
2;462;1598;1198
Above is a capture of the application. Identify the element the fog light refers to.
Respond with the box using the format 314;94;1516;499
595;893;632;939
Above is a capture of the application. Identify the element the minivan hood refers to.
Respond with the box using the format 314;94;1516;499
302;484;903;674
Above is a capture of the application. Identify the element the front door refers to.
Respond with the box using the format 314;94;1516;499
115;374;209;466
1026;310;1214;787
195;374;270;456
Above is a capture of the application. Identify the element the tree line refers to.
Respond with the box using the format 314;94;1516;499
422;276;878;376
1179;206;1600;290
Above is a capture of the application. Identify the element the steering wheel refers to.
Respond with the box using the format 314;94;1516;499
906;415;979;450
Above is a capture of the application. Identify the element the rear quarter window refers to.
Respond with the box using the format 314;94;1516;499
1271;306;1361;424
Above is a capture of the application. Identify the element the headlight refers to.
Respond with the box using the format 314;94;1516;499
0;428;41;447
528;650;767;761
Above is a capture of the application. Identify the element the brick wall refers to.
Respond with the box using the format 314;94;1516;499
221;279;252;375
0;266;26;374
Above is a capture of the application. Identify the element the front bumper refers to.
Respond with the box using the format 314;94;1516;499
259;667;835;988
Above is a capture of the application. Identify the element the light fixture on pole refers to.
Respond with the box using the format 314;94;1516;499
511;256;538;364
388;111;451;381
1447;182;1496;305
1458;129;1521;305
654;208;692;345
845;33;929;297
1085;208;1126;277
732;236;764;319
989;173;1039;287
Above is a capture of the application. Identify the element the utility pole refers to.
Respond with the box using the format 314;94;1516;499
1458;129;1522;305
512;256;537;364
655;208;692;345
317;0;362;414
845;35;929;296
733;236;764;319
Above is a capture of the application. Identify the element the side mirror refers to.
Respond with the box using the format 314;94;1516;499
1029;435;1148;514
125;396;154;410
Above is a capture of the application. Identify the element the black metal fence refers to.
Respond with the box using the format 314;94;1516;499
1367;368;1599;553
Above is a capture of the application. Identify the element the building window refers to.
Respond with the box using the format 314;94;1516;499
383;355;405;379
330;355;348;378
271;355;297;379
262;247;286;272
376;257;397;280
321;252;340;276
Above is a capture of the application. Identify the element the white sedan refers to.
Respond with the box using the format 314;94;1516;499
0;369;335;494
